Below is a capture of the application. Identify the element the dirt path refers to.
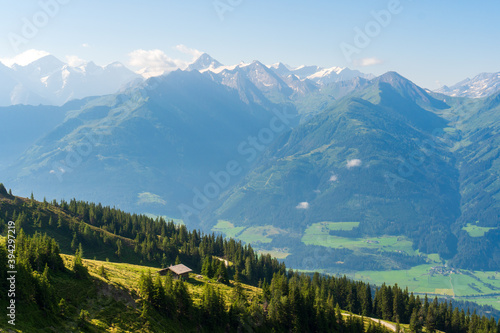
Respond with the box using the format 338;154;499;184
264;173;274;187
369;318;397;332
342;313;398;332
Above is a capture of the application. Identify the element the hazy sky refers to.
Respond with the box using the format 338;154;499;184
0;0;498;89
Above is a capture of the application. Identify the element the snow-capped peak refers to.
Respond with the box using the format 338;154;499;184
187;53;223;72
307;66;345;80
435;72;500;98
270;62;293;71
0;52;141;107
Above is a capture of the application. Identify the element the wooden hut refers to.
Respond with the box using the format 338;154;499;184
158;264;192;280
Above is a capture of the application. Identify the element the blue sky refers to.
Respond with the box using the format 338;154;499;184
0;0;498;89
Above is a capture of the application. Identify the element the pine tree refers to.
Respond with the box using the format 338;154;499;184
173;280;191;319
78;309;89;328
175;255;181;265
34;264;54;311
232;268;245;304
161;253;168;268
336;303;343;328
71;233;78;251
212;258;220;277
201;284;225;327
362;283;373;316
201;256;213;278
245;256;253;282
58;298;68;317
410;308;423;333
0;183;8;196
262;279;271;302
215;261;229;284
152;275;166;311
98;265;107;279
73;247;88;279
78;243;84;259
234;267;241;284
115;239;122;257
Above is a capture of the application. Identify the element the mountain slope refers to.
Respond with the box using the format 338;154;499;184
205;72;461;262
5;70;283;222
445;91;500;269
208;60;295;104
0;98;92;171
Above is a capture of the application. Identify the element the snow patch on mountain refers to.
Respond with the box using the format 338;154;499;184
0;53;141;106
435;72;500;98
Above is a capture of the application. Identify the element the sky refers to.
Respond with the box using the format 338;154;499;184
0;0;499;89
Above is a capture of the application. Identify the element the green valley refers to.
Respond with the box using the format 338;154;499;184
209;217;500;315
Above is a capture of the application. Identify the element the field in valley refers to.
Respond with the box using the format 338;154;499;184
301;221;415;255
211;219;500;311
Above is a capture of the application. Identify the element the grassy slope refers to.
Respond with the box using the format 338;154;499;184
2;253;406;333
1;252;260;333
462;222;498;237
301;222;415;255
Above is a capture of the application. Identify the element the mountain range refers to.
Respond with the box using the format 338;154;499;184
435;71;500;98
0;51;375;108
0;54;140;106
2;53;500;273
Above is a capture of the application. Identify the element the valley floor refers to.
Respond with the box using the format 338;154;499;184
211;220;500;312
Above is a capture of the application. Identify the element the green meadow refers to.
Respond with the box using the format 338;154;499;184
210;219;500;311
353;266;500;310
212;220;284;244
462;222;497;237
301;222;415;255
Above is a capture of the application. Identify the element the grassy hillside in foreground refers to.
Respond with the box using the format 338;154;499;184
0;245;392;333
0;241;258;332
2;248;449;333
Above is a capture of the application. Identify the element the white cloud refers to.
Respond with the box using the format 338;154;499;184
82;43;90;48
296;202;310;210
329;174;338;182
174;44;203;60
50;167;66;175
0;49;50;67
353;57;383;67
346;159;362;168
128;49;187;78
66;55;86;67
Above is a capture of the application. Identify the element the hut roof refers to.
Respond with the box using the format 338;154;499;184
166;264;192;275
